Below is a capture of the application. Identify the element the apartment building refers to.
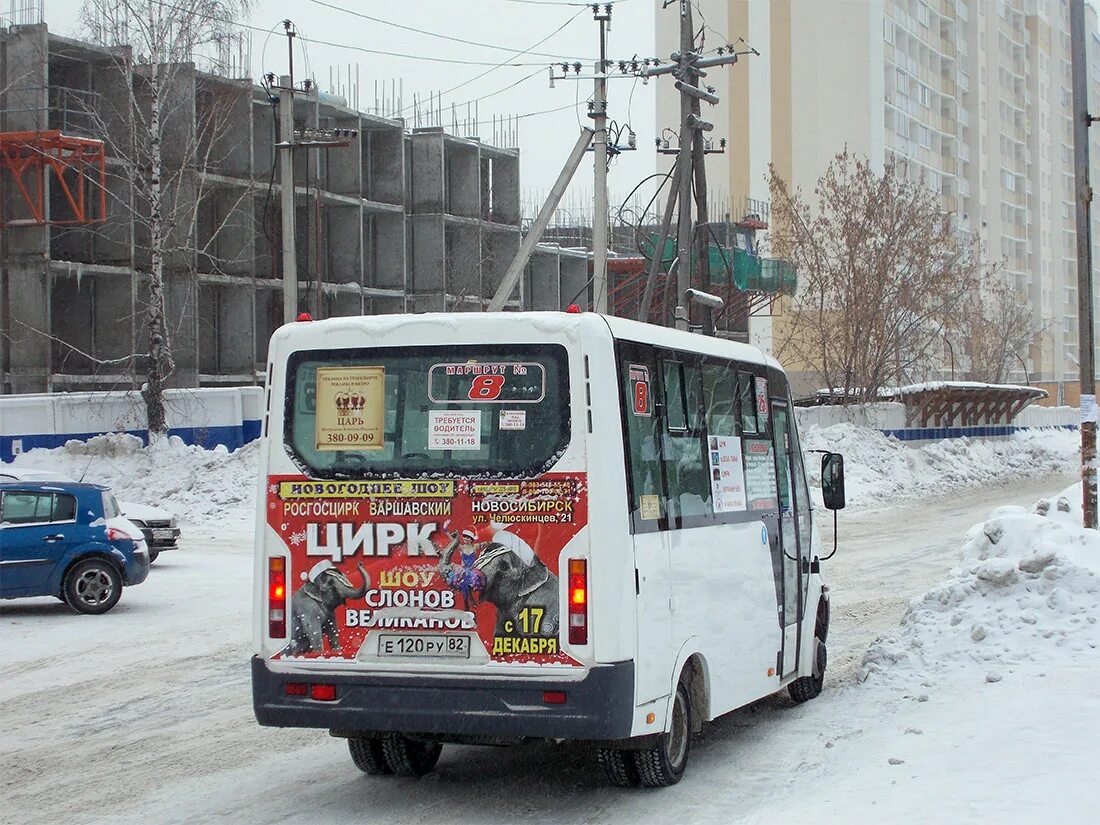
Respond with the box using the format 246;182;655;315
658;0;1100;383
0;20;588;394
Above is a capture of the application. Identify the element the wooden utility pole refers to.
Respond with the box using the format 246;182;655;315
640;1;743;330
1070;0;1097;528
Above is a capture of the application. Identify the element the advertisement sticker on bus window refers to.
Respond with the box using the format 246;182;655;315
707;435;748;513
265;471;588;667
428;410;482;451
499;409;526;430
427;362;545;404
743;438;779;510
639;494;661;520
755;376;769;420
314;366;386;451
628;364;652;417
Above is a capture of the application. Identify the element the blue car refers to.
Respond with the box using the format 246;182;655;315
0;481;150;614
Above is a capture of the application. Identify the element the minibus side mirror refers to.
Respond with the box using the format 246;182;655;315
821;452;846;511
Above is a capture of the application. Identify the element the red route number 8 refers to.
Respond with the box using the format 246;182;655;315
633;380;649;415
468;374;505;400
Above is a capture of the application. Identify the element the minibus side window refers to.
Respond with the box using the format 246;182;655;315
617;346;665;532
738;372;758;434
659;354;712;525
702;359;739;436
662;361;688;431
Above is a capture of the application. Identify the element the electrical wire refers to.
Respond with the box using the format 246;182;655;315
306;0;594;61
397;6;588;114
144;0;550;67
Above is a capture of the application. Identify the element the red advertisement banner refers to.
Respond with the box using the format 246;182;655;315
266;473;588;666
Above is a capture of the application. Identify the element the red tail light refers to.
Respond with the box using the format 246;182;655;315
269;557;287;638
310;684;337;701
285;683;307;696
567;558;588;645
106;526;135;542
543;691;567;704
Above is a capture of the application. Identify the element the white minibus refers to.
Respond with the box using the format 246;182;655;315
251;310;845;787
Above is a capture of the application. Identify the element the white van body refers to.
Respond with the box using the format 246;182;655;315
251;312;832;784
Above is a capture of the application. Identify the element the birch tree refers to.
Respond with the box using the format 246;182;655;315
954;278;1036;384
80;0;251;434
767;151;980;403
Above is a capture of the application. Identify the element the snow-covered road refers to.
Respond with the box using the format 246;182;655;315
0;471;1088;825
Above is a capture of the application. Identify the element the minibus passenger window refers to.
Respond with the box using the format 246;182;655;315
738;373;758;434
703;361;738;435
663;361;688;432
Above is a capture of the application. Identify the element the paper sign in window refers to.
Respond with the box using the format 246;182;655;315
428;410;482;450
707;435;748;513
499;409;526;430
314;366;385;451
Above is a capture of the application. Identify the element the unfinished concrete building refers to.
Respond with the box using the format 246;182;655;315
0;21;589;394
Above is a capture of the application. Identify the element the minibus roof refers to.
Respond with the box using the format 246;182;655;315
271;311;778;371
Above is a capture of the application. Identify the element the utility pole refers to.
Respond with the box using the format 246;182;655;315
639;2;748;330
1070;0;1097;528
278;24;297;325
523;4;639;314
592;4;611;314
272;20;357;325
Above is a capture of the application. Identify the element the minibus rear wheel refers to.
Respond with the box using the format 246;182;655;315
596;746;640;787
381;734;443;777
633;680;691;787
348;737;391;776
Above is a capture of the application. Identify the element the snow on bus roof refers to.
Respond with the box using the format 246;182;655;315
270;311;774;367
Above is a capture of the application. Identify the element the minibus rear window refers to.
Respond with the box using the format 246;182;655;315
284;344;570;479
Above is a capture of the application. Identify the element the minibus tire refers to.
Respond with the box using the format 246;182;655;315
633;681;691;787
381;734;443;777
348;737;391;776
597;747;640;787
788;637;827;704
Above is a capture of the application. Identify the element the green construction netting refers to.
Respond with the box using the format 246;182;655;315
643;234;797;294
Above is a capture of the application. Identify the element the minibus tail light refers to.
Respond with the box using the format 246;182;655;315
269;557;287;638
567;558;588;645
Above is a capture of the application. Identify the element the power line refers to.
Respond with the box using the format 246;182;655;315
143;0;550;67
306;0;593;61
398;6;588;114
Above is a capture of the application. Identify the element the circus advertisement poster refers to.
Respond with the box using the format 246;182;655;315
266;474;588;666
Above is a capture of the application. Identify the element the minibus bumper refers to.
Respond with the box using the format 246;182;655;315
252;656;634;741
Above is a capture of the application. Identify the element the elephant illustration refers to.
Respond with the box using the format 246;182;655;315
283;561;369;656
473;544;560;637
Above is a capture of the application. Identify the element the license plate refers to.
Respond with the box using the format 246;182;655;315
377;634;470;659
152;529;176;540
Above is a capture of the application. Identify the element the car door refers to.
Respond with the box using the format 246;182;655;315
0;490;75;596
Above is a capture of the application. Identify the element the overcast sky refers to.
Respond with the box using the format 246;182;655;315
47;0;665;213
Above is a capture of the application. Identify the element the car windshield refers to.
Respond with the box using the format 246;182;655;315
285;344;570;479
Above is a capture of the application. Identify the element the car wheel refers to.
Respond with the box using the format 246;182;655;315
348;737;392;776
633;680;691;787
63;558;122;615
381;734;442;777
148;547;160;563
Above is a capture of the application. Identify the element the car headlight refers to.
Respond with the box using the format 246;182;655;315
130;519;146;528
169;517;178;528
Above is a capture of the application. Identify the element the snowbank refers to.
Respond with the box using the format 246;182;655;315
802;423;1078;508
3;433;259;526
863;482;1100;684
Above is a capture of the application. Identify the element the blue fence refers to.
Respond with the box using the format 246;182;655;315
0;387;265;463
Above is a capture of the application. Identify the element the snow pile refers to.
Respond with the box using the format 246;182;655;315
863;483;1100;684
4;433;259;525
802;423;1078;508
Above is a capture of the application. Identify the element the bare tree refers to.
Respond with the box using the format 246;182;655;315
952;276;1036;384
79;0;252;434
767;150;980;403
